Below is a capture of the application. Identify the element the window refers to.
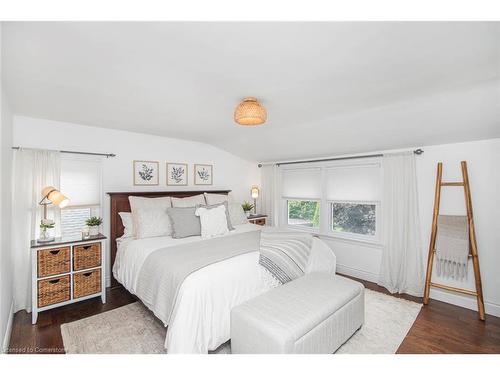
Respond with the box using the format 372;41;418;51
281;167;322;231
325;164;380;239
287;200;320;229
60;156;102;238
331;202;376;236
280;161;381;242
61;206;101;238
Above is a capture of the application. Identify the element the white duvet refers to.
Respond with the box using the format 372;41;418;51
113;223;279;353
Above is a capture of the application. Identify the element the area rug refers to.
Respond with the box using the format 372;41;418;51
61;289;421;354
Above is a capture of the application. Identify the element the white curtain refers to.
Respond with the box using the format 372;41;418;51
12;149;61;312
260;164;278;226
378;152;424;297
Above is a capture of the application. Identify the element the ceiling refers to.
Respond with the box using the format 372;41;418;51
2;22;499;162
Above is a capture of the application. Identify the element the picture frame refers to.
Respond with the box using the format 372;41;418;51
194;164;213;185
166;162;188;186
133;160;159;185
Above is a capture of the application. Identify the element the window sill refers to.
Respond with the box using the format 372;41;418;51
318;233;383;248
283;226;320;235
283;226;382;248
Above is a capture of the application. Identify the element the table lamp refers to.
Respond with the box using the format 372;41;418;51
251;186;259;214
38;186;69;243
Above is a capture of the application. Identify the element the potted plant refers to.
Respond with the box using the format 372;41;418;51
241;201;254;218
85;216;103;236
39;220;55;242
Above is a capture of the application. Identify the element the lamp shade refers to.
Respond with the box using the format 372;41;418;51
42;186;70;208
251;186;260;199
234;97;267;126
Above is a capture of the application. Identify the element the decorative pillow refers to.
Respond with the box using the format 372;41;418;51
259;231;313;284
118;212;134;238
129;196;172;236
197;202;234;230
228;203;248;225
166;207;201;238
171;194;206;208
204;192;231;205
135;207;172;239
305;237;336;276
195;205;230;238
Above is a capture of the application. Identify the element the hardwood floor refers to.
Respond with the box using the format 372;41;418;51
345;276;500;354
7;278;500;354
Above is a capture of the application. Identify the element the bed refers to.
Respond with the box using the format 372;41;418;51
108;191;279;353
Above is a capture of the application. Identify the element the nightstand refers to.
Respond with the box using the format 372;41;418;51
31;234;107;324
248;214;268;226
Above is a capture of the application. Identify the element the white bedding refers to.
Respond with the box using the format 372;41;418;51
113;223;279;353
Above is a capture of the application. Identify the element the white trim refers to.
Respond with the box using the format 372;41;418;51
105;275;111;288
336;263;379;284
338;263;500;318
2;300;14;353
429;288;500;318
318;233;383;248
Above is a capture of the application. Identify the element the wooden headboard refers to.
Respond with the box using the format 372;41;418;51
107;190;231;287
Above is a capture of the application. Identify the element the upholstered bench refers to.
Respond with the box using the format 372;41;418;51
230;273;364;354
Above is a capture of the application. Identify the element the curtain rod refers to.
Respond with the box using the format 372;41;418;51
258;148;423;167
12;146;116;158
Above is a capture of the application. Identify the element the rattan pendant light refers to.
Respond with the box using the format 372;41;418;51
234;97;267;126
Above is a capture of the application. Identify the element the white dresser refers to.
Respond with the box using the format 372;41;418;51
31;234;106;324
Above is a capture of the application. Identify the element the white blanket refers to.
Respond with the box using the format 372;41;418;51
113;224;279;353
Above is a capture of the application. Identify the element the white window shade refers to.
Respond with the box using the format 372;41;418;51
326;165;380;201
60;158;102;207
281;167;322;199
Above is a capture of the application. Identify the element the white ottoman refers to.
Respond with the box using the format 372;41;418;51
230;273;364;354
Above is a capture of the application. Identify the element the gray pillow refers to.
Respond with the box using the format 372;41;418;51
166;207;201;238
196;201;235;231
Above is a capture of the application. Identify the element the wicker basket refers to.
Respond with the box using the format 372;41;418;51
37;247;71;277
38;275;70;308
73;242;101;271
73;269;101;299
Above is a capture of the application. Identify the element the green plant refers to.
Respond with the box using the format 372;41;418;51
241;201;254;212
86;216;103;227
40;222;55;230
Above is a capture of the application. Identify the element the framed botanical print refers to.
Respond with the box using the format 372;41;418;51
166;162;188;186
133;160;159;185
194;164;213;185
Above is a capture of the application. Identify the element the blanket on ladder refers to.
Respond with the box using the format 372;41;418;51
435;215;469;280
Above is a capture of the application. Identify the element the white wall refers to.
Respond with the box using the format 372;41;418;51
13;116;261;285
0;23;15;352
324;138;500;317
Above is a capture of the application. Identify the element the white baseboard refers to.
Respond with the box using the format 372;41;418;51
2;300;14;353
336;263;379;284
429;288;500;318
337;263;500;318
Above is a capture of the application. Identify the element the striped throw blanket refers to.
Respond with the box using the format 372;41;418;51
259;231;313;284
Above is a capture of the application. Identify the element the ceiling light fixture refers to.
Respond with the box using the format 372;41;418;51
234;97;267;126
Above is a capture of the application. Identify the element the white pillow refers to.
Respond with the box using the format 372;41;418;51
228;202;248;225
195;205;229;238
305;237;336;275
204;192;231;205
118;212;134;238
129;196;172;236
171;194;206;208
135;207;172;239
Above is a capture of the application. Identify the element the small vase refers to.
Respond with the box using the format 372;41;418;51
89;226;99;236
38;228;54;243
245;211;251;218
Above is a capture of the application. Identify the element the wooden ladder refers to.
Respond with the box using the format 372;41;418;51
423;161;485;321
